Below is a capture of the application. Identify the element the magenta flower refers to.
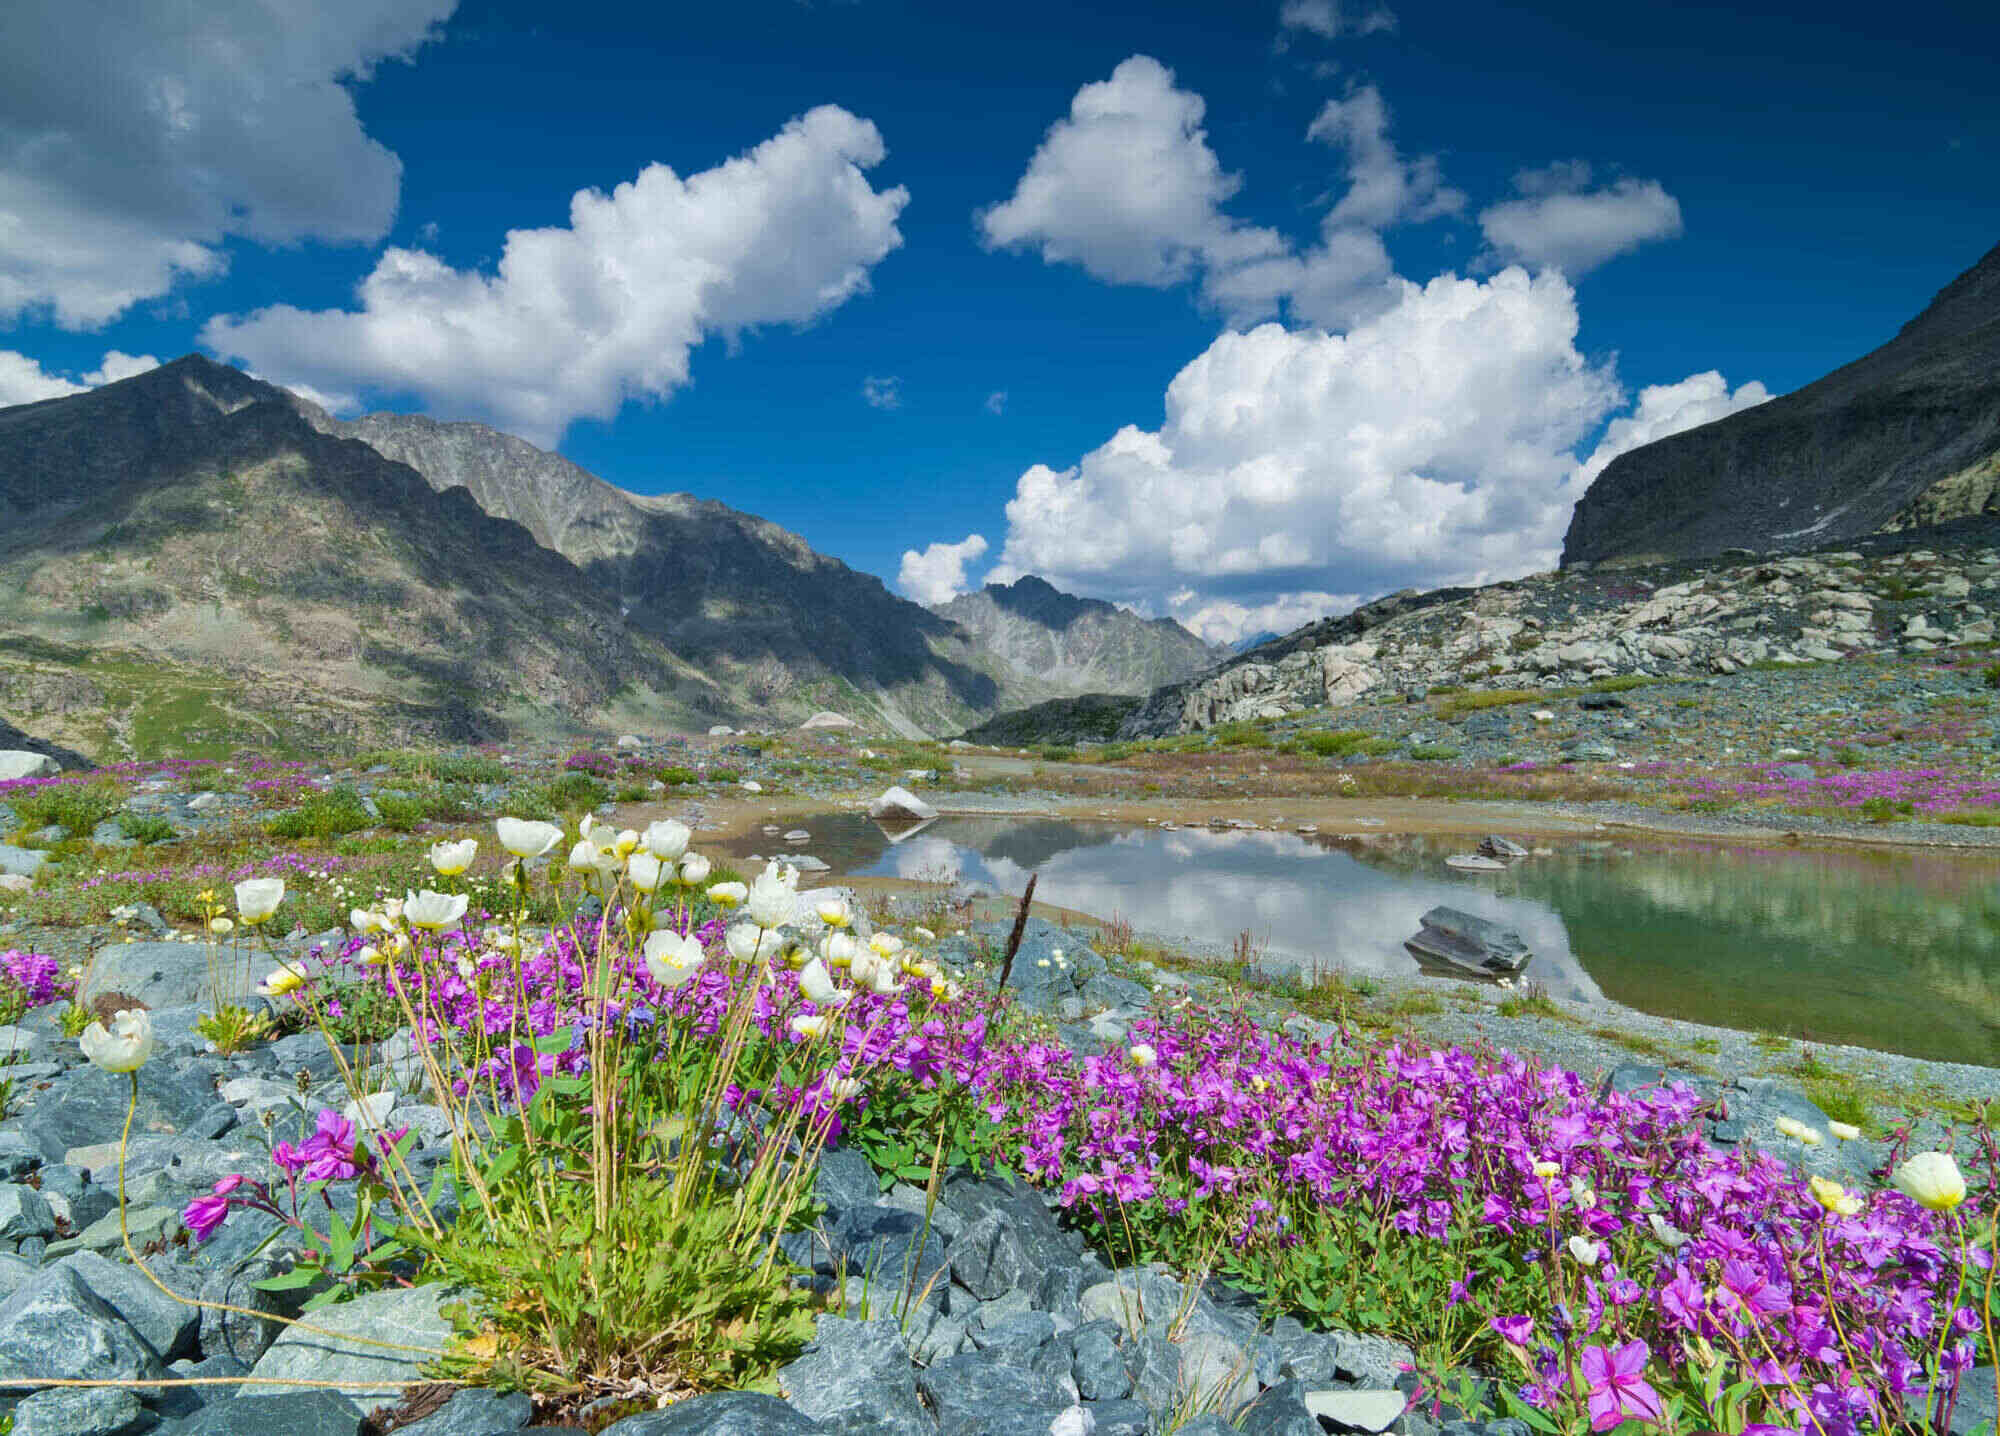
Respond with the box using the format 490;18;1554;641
1579;1340;1663;1431
1491;1314;1534;1347
182;1193;230;1243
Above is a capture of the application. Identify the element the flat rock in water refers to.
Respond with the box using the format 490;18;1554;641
1403;906;1531;975
1444;854;1507;872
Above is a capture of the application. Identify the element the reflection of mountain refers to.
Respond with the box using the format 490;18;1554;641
936;817;1128;874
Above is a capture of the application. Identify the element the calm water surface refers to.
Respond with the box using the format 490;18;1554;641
725;815;2000;1066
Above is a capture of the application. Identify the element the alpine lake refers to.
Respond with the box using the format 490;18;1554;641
722;813;2000;1067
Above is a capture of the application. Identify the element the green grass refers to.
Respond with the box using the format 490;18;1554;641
1208;721;1276;749
1295;729;1375;757
117;813;179;845
1496;988;1565;1020
8;779;126;836
266;786;377;841
1437;688;1540;717
1407;744;1460;762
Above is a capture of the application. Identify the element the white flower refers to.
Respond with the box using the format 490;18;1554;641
496;818;563;859
912;926;936;942
257;962;308;997
790;1013;829;1038
799;957;851;1008
1774;1115;1824;1146
206;916;234;936
743;860;800;930
568;840;620;894
726;923;783;965
350;907;389;934
1893;1152;1967;1212
815;898;851;929
80;1008;154;1073
868;932;904;957
404;889;469;931
234;878;285;925
1532;1159;1561;1180
354;945;384;967
1567;1235;1601;1266
851;949;901;997
428;838;477;876
677;854;711;886
1827;1120;1861;1141
1646;1212;1689;1249
707;881;748;909
643;930;706;988
615;828;640;856
1569;1178;1598;1211
626;853;664;893
824;1075;862;1103
456;955;477;980
643;819;691;861
823;933;861;968
1129;1043;1158;1069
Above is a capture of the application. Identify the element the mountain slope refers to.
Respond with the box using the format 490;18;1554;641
930;576;1226;696
1562;239;2000;565
0;356;728;755
297;409;1013;735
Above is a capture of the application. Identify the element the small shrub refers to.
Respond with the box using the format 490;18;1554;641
1298;729;1373;757
117;814;179;845
1496;986;1563;1020
707;768;742;785
1034;747;1076;764
266;786;376;840
655;766;696;786
1209;721;1275;749
9;779;126;836
1407;744;1460;762
1983;663;2000;689
614;784;650;804
373;792;432;832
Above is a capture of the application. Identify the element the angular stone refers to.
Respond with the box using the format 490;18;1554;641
60;1250;200;1362
1331;1331;1418;1387
248;1282;457;1418
164;1389;364;1435
1083;1400;1151;1436
597;1391;821;1435
0;1264;167;1388
7;1385;151;1436
396;1387;535;1435
1069;1322;1133;1401
778;1317;927;1436
1305;1388;1408;1433
0;753;58;783
969;1310;1056;1367
1176;1330;1255;1418
949;1211;1034;1301
0;1185;54;1243
1237;1380;1321;1436
918;1352;1068;1435
868;786;939;824
0;1133;43;1181
0;846;48;880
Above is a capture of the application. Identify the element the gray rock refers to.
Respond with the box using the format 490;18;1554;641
396;1387;534;1435
76;941;261;1012
247;1282;457;1418
0;1184;54;1243
1402;907;1530;977
1081;1400;1150;1436
1950;1365;1997;1436
970;1310;1057;1367
7;1385;151;1436
597;1391;821;1435
778;1318;928;1436
1330;1331;1418;1388
1176;1331;1255;1418
1237;1380;1320;1436
0;1133;42;1181
1475;835;1528;860
0;847;48;880
1068;1323;1132;1401
1304;1388;1407;1433
162;1389;363;1435
949;1212;1034;1301
0;1252;40;1303
1165;1419;1236;1436
199;1257;304;1366
61;1250;201;1362
0;1263;168;1389
918;1353;1068;1435
0;753;59;783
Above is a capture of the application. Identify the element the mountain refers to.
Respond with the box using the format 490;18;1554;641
293;407;1018;736
929;576;1226;697
1563;239;2000;565
1230;630;1281;655
0;356;730;755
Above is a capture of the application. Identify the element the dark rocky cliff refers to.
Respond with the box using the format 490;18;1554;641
1562;239;2000;565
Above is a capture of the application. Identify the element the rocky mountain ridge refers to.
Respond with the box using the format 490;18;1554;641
930;576;1225;697
1562;238;2000;564
1113;525;2000;738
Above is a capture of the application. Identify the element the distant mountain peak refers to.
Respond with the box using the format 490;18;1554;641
934;575;1226;696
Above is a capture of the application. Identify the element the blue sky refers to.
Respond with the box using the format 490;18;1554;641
3;0;1995;641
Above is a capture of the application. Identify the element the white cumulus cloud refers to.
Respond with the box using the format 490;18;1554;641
202;105;909;445
984;267;1627;642
978;60;1452;330
862;375;903;410
1572;370;1772;489
0;349;160;407
0;0;453;328
1479;163;1684;276
899;534;990;606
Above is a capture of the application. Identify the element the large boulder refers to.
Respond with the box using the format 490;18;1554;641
777;1317;929;1436
0;753;59;784
246;1282;458;1418
78;941;263;1012
0;1264;168;1393
799;711;859;731
1403;907;1531;976
868;786;938;825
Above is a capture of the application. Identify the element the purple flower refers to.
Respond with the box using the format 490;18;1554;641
1491;1314;1534;1347
1579;1340;1663;1431
182;1193;230;1243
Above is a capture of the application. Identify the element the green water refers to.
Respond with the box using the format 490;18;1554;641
735;815;2000;1065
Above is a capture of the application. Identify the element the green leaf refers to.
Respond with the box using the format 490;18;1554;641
252;1266;320;1292
327;1208;355;1270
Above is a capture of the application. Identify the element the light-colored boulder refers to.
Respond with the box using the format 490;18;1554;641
0;752;58;783
247;1282;459;1418
868;786;938;824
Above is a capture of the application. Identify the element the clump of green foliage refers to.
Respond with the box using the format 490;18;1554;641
9;779;126;836
266;786;377;840
118;813;180;845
